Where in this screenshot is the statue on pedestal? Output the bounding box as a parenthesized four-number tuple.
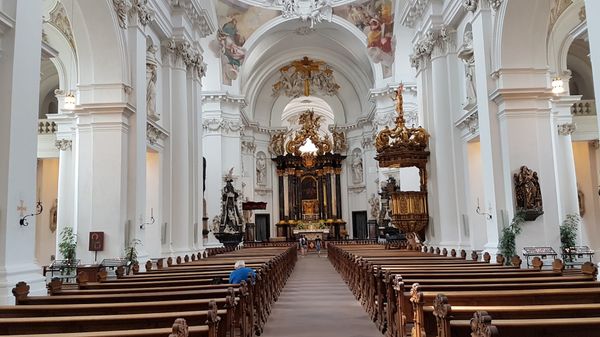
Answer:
(219, 178, 244, 234)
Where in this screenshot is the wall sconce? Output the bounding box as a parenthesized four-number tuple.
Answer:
(551, 77, 565, 95)
(139, 208, 155, 229)
(20, 201, 43, 227)
(63, 91, 76, 110)
(476, 198, 493, 220)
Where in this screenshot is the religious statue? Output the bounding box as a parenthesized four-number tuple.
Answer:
(49, 198, 58, 233)
(220, 178, 244, 233)
(351, 149, 364, 184)
(368, 194, 380, 220)
(146, 43, 159, 121)
(269, 131, 286, 156)
(211, 215, 221, 233)
(256, 153, 267, 185)
(514, 165, 543, 220)
(332, 129, 348, 153)
(457, 29, 476, 108)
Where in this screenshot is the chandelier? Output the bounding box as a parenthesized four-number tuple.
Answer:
(271, 0, 333, 28)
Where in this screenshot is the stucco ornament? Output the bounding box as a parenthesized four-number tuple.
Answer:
(270, 0, 333, 28)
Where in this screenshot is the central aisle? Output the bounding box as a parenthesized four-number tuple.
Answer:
(260, 252, 382, 337)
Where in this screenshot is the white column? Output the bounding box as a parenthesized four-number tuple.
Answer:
(163, 39, 191, 255)
(550, 95, 581, 219)
(429, 33, 461, 249)
(0, 0, 46, 303)
(126, 17, 148, 260)
(471, 6, 506, 253)
(188, 61, 204, 250)
(48, 100, 75, 259)
(585, 0, 600, 138)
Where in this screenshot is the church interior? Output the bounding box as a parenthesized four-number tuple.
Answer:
(1, 0, 600, 335)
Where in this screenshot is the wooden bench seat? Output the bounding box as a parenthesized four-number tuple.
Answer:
(0, 298, 228, 317)
(450, 316, 600, 337)
(6, 325, 209, 337)
(0, 309, 227, 334)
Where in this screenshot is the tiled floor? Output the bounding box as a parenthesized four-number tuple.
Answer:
(260, 252, 382, 337)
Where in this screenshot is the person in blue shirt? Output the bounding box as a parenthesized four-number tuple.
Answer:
(229, 260, 256, 284)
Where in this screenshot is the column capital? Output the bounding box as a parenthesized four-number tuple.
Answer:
(112, 0, 155, 29)
(557, 123, 577, 136)
(55, 139, 72, 151)
(161, 38, 205, 76)
(462, 0, 503, 13)
(410, 25, 456, 70)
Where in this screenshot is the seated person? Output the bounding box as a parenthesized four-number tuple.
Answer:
(229, 260, 256, 284)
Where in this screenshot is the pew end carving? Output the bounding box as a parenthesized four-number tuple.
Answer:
(511, 255, 522, 268)
(76, 271, 89, 285)
(47, 278, 62, 295)
(433, 294, 451, 337)
(531, 257, 543, 270)
(582, 261, 598, 279)
(12, 281, 30, 305)
(168, 317, 189, 337)
(470, 311, 499, 337)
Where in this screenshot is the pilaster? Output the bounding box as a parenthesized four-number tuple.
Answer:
(201, 93, 245, 226)
(0, 0, 45, 304)
(470, 6, 505, 253)
(73, 104, 132, 263)
(584, 0, 600, 139)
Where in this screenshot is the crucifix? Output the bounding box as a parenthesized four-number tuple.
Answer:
(17, 200, 27, 217)
(282, 56, 325, 96)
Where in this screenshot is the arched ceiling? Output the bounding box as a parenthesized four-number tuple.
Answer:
(241, 17, 376, 127)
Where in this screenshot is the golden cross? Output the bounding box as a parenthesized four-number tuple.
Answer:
(284, 56, 326, 96)
(17, 200, 27, 217)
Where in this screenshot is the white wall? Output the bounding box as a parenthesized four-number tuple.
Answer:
(573, 141, 600, 261)
(35, 158, 58, 265)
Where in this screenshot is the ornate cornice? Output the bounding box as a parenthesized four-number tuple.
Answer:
(201, 92, 247, 108)
(455, 110, 479, 135)
(55, 139, 72, 151)
(146, 121, 168, 145)
(400, 0, 431, 29)
(170, 0, 215, 38)
(369, 84, 418, 102)
(557, 122, 576, 136)
(202, 117, 244, 134)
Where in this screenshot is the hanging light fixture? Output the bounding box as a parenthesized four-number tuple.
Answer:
(552, 77, 565, 95)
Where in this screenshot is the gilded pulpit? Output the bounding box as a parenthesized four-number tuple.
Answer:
(374, 85, 430, 247)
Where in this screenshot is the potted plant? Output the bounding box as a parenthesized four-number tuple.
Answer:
(58, 227, 77, 275)
(124, 239, 141, 274)
(498, 212, 525, 265)
(560, 214, 580, 262)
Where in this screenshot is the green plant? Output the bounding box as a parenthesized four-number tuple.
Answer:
(124, 239, 142, 266)
(560, 214, 580, 252)
(58, 227, 77, 262)
(498, 212, 525, 265)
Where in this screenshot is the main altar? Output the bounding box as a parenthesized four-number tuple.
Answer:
(270, 110, 347, 240)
